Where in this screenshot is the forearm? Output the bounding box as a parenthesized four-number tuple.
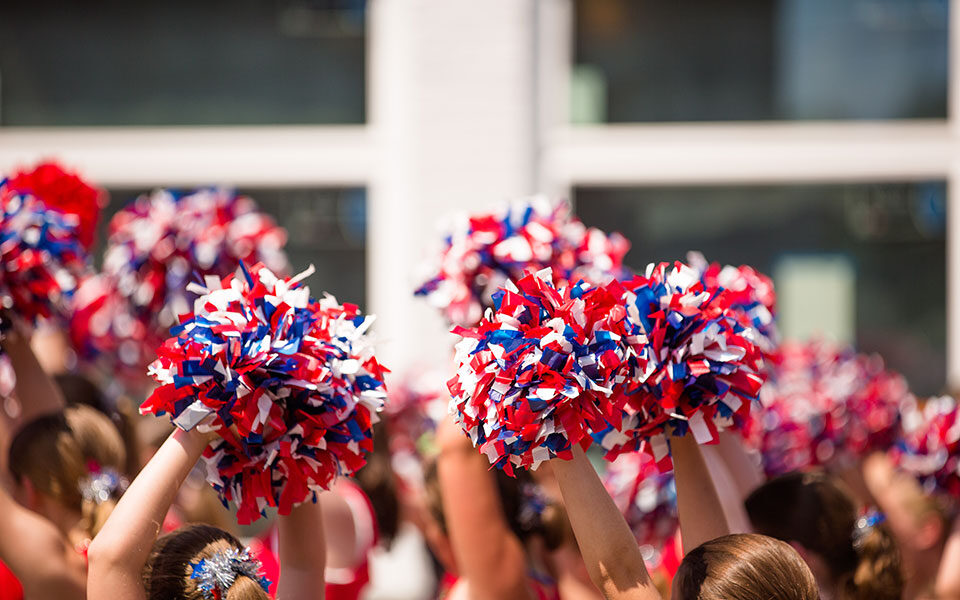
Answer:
(277, 500, 326, 600)
(935, 518, 960, 599)
(88, 428, 208, 572)
(551, 446, 659, 600)
(2, 323, 65, 419)
(436, 419, 531, 600)
(714, 431, 763, 500)
(671, 434, 731, 551)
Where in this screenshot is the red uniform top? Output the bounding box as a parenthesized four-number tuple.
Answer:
(0, 560, 23, 600)
(249, 480, 378, 600)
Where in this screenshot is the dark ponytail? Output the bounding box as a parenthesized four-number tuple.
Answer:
(840, 514, 902, 600)
(745, 471, 903, 600)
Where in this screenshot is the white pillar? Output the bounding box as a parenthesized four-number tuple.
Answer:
(367, 0, 538, 374)
(948, 0, 960, 389)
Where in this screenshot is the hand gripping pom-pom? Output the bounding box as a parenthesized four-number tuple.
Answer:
(75, 188, 289, 373)
(892, 396, 960, 499)
(594, 261, 767, 468)
(140, 263, 388, 524)
(416, 196, 630, 327)
(448, 268, 633, 474)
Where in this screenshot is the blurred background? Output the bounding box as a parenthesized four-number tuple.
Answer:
(0, 0, 952, 398)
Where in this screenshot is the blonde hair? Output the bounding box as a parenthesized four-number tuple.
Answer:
(9, 405, 126, 537)
(145, 524, 269, 600)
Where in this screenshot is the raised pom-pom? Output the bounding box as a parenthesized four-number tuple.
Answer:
(0, 179, 94, 324)
(595, 261, 767, 467)
(448, 268, 632, 474)
(75, 188, 289, 372)
(893, 396, 960, 499)
(752, 340, 909, 477)
(416, 196, 630, 327)
(6, 161, 104, 250)
(140, 263, 387, 524)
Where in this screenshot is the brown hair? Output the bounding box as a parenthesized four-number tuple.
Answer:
(673, 533, 820, 600)
(355, 417, 400, 546)
(9, 405, 126, 538)
(144, 524, 269, 600)
(55, 372, 140, 477)
(745, 471, 903, 600)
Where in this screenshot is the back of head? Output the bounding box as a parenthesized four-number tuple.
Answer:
(55, 372, 140, 476)
(145, 524, 270, 600)
(745, 471, 903, 600)
(673, 533, 819, 600)
(9, 404, 127, 537)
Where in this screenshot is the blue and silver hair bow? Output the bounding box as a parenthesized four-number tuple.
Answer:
(852, 509, 886, 550)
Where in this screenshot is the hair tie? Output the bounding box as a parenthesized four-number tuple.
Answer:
(852, 509, 885, 550)
(78, 467, 128, 504)
(189, 547, 270, 600)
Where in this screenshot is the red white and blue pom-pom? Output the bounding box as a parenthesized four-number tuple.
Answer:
(0, 176, 97, 324)
(416, 196, 630, 327)
(74, 188, 289, 372)
(594, 261, 767, 467)
(752, 340, 909, 477)
(892, 396, 960, 499)
(602, 451, 678, 569)
(687, 251, 779, 355)
(6, 161, 105, 251)
(447, 268, 632, 474)
(140, 263, 387, 524)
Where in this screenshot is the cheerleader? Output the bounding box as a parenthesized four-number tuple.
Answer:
(87, 426, 327, 600)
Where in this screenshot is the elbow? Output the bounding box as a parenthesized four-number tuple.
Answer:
(86, 533, 132, 575)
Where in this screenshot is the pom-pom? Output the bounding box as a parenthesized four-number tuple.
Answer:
(892, 396, 960, 499)
(140, 263, 387, 524)
(447, 268, 632, 474)
(594, 261, 767, 467)
(0, 180, 92, 324)
(75, 188, 289, 372)
(687, 251, 779, 354)
(416, 196, 630, 327)
(602, 452, 678, 570)
(752, 340, 909, 477)
(6, 161, 104, 250)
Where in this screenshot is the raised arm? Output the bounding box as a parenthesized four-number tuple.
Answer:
(0, 322, 65, 476)
(86, 427, 210, 600)
(935, 516, 960, 600)
(671, 434, 732, 551)
(435, 416, 534, 600)
(277, 499, 326, 600)
(550, 446, 660, 600)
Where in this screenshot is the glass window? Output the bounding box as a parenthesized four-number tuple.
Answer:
(99, 187, 367, 307)
(574, 182, 947, 396)
(573, 0, 948, 122)
(0, 0, 366, 126)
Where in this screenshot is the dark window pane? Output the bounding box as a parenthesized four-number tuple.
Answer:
(99, 187, 366, 308)
(574, 183, 946, 396)
(0, 0, 366, 126)
(573, 0, 948, 122)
